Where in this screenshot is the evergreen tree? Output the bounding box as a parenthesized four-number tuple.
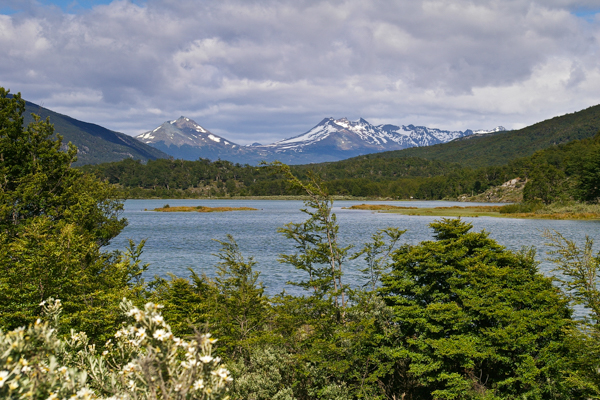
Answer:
(0, 88, 138, 341)
(380, 218, 574, 399)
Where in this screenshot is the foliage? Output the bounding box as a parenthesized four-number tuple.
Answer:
(275, 162, 351, 308)
(380, 218, 574, 399)
(577, 146, 600, 202)
(228, 346, 297, 400)
(0, 298, 232, 400)
(350, 227, 405, 291)
(211, 236, 271, 358)
(0, 88, 140, 342)
(544, 231, 600, 397)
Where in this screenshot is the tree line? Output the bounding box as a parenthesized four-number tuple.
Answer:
(80, 130, 600, 203)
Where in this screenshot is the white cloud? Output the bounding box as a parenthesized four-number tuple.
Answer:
(0, 0, 599, 144)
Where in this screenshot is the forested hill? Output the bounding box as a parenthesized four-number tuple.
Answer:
(21, 98, 169, 165)
(358, 103, 600, 168)
(82, 131, 600, 202)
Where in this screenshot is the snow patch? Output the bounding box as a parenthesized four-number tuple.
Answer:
(208, 134, 221, 143)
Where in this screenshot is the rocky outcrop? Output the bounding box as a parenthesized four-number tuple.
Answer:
(458, 178, 526, 203)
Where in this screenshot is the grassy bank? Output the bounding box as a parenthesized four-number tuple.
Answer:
(346, 203, 600, 220)
(147, 205, 259, 212)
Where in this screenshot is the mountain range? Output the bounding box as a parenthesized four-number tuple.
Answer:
(136, 116, 505, 164)
(15, 95, 506, 166)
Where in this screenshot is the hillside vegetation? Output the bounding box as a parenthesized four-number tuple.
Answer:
(22, 98, 169, 165)
(80, 131, 599, 203)
(358, 103, 600, 168)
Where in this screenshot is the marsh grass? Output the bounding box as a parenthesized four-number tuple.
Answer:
(354, 203, 600, 220)
(342, 204, 418, 210)
(148, 206, 259, 212)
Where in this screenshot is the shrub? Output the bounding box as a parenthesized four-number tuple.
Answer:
(0, 298, 232, 400)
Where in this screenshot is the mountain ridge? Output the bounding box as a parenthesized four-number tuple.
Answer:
(20, 98, 169, 165)
(361, 103, 600, 168)
(137, 116, 504, 165)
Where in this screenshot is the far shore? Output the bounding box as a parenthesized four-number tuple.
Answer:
(344, 204, 600, 220)
(124, 195, 504, 202)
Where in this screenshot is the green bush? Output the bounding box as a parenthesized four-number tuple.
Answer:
(0, 298, 232, 400)
(380, 218, 574, 399)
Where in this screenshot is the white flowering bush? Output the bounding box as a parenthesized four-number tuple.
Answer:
(0, 299, 93, 399)
(0, 298, 232, 400)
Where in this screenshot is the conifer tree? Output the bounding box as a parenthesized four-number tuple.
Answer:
(0, 88, 139, 341)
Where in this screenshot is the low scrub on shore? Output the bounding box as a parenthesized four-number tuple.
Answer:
(148, 205, 259, 212)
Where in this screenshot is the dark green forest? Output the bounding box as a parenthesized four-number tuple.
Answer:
(4, 88, 600, 399)
(81, 130, 600, 203)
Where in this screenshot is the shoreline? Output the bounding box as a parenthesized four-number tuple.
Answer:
(344, 204, 600, 221)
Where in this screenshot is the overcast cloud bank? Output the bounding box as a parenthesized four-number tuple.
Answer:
(0, 0, 599, 144)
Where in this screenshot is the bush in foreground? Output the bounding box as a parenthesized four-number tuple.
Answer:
(0, 298, 232, 400)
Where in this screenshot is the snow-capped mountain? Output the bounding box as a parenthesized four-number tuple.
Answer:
(136, 116, 262, 162)
(137, 116, 236, 148)
(473, 126, 506, 134)
(138, 116, 506, 164)
(258, 117, 504, 156)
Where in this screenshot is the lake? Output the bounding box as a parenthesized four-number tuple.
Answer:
(106, 199, 600, 299)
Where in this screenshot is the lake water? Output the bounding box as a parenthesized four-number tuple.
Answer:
(106, 199, 600, 300)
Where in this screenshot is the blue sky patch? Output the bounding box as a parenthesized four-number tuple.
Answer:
(573, 8, 600, 22)
(1, 0, 145, 15)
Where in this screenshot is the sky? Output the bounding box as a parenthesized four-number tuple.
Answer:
(1, 0, 600, 145)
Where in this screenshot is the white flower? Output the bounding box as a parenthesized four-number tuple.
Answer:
(122, 362, 136, 377)
(199, 355, 213, 363)
(8, 381, 18, 390)
(102, 350, 109, 356)
(212, 367, 230, 379)
(153, 329, 169, 341)
(126, 307, 141, 317)
(47, 393, 58, 400)
(39, 301, 46, 306)
(135, 327, 147, 340)
(193, 379, 204, 391)
(115, 328, 128, 338)
(0, 371, 9, 387)
(76, 388, 93, 399)
(152, 315, 164, 325)
(58, 366, 68, 375)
